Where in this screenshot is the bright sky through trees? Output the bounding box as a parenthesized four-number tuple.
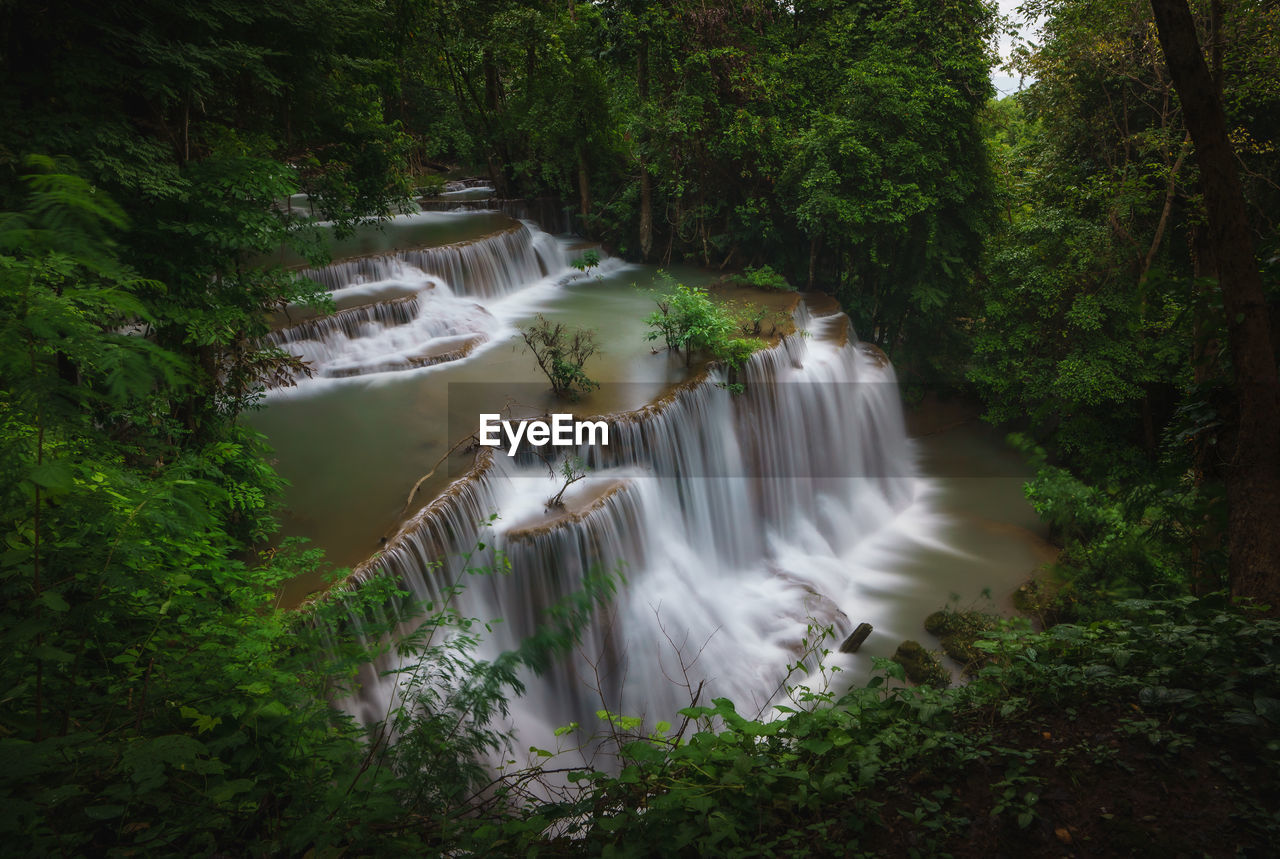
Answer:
(992, 0, 1036, 96)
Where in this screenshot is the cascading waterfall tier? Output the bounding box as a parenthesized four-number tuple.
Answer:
(298, 222, 564, 297)
(264, 219, 572, 385)
(265, 286, 496, 383)
(267, 294, 423, 347)
(329, 304, 918, 753)
(416, 197, 573, 235)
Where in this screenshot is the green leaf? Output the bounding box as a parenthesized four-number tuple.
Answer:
(799, 738, 834, 755)
(27, 462, 73, 493)
(553, 722, 579, 737)
(37, 591, 69, 612)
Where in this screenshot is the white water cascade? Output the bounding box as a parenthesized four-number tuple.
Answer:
(267, 220, 581, 382)
(334, 315, 916, 750)
(298, 221, 564, 296)
(266, 209, 941, 759)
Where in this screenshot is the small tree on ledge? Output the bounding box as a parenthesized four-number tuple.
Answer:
(644, 279, 735, 367)
(519, 314, 601, 400)
(547, 455, 588, 510)
(644, 276, 766, 380)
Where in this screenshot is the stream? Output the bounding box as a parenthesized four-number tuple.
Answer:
(245, 204, 1054, 755)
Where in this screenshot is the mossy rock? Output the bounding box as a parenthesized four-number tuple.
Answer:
(938, 635, 986, 671)
(924, 610, 954, 636)
(924, 609, 998, 674)
(1012, 578, 1060, 615)
(892, 640, 949, 688)
(924, 609, 994, 639)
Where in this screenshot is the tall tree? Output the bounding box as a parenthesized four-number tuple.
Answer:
(1149, 0, 1280, 613)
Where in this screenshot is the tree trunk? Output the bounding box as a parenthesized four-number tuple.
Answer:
(1151, 0, 1280, 614)
(483, 48, 500, 112)
(808, 235, 821, 290)
(639, 166, 653, 260)
(637, 31, 652, 260)
(576, 145, 591, 219)
(1189, 224, 1224, 596)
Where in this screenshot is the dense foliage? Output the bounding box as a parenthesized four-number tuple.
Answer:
(382, 0, 997, 376)
(2, 0, 1279, 854)
(969, 0, 1280, 606)
(475, 597, 1280, 856)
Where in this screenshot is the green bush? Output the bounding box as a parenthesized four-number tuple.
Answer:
(643, 275, 764, 369)
(570, 248, 601, 272)
(742, 264, 795, 291)
(519, 314, 601, 400)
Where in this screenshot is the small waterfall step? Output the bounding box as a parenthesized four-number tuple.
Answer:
(506, 479, 633, 541)
(321, 334, 486, 378)
(443, 178, 492, 192)
(416, 196, 573, 235)
(299, 222, 564, 297)
(262, 290, 497, 385)
(266, 294, 424, 345)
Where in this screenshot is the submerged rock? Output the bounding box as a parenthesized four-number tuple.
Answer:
(892, 640, 949, 688)
(925, 609, 998, 674)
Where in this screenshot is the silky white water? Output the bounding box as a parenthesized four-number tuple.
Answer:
(253, 209, 1048, 764)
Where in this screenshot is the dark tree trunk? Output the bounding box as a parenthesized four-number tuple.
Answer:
(639, 167, 653, 260)
(808, 235, 821, 290)
(637, 32, 653, 260)
(1189, 225, 1225, 596)
(483, 48, 500, 112)
(1151, 0, 1280, 613)
(576, 145, 591, 219)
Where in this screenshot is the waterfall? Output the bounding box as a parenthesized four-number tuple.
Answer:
(416, 197, 574, 234)
(270, 206, 918, 760)
(267, 295, 423, 346)
(265, 285, 497, 382)
(265, 218, 579, 385)
(298, 222, 564, 297)
(327, 306, 918, 751)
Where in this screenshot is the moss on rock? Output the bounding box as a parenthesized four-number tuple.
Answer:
(924, 609, 998, 674)
(892, 640, 950, 688)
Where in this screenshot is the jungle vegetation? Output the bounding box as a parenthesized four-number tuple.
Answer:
(0, 0, 1277, 854)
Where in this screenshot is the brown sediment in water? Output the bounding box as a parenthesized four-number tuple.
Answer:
(969, 518, 1061, 566)
(703, 281, 803, 343)
(809, 314, 853, 348)
(406, 335, 486, 368)
(858, 341, 889, 366)
(905, 392, 983, 437)
(798, 291, 841, 318)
